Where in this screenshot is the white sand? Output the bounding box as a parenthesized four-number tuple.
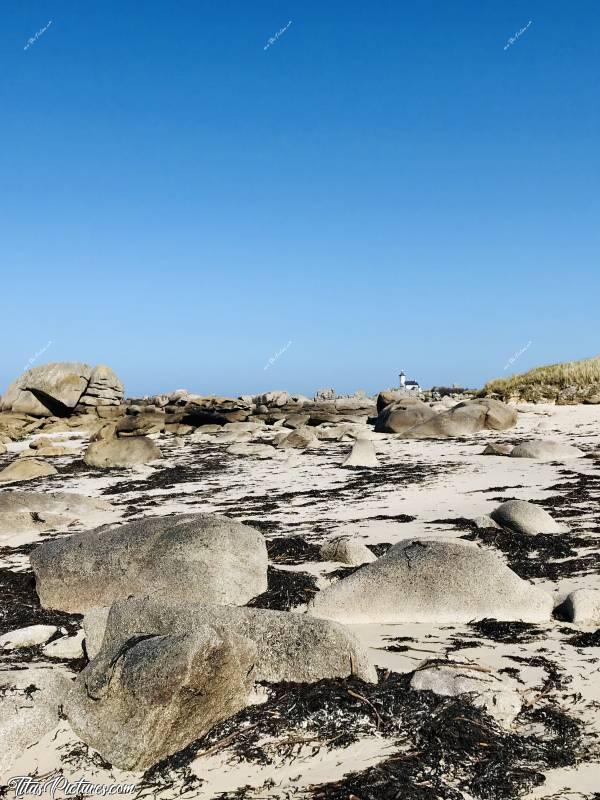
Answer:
(1, 403, 600, 797)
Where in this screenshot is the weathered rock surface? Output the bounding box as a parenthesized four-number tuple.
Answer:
(0, 624, 57, 650)
(18, 445, 80, 458)
(320, 537, 377, 566)
(308, 539, 553, 624)
(482, 443, 514, 456)
(173, 396, 252, 426)
(462, 398, 519, 431)
(227, 442, 278, 459)
(0, 362, 124, 417)
(341, 439, 379, 467)
(490, 500, 565, 535)
(276, 426, 320, 449)
(400, 403, 489, 438)
(115, 414, 165, 437)
(77, 365, 124, 408)
(400, 399, 518, 439)
(0, 363, 92, 416)
(66, 624, 256, 770)
(83, 436, 162, 468)
(377, 390, 422, 414)
(472, 514, 501, 530)
(43, 629, 85, 659)
(0, 490, 115, 543)
(0, 667, 70, 776)
(31, 513, 268, 613)
(558, 588, 600, 625)
(510, 439, 584, 461)
(375, 400, 436, 434)
(0, 458, 57, 484)
(84, 597, 377, 683)
(410, 660, 522, 727)
(83, 606, 111, 656)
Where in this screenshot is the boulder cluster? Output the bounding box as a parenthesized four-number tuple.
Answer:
(10, 504, 562, 770)
(374, 394, 518, 438)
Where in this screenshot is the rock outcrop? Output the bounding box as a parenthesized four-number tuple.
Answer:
(399, 399, 518, 439)
(0, 362, 124, 417)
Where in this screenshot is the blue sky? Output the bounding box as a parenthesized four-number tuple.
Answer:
(1, 1, 598, 398)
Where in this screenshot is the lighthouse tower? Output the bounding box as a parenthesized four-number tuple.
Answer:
(399, 371, 406, 389)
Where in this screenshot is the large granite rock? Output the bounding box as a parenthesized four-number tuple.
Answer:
(490, 500, 565, 535)
(457, 398, 518, 431)
(66, 624, 256, 770)
(376, 390, 421, 414)
(31, 513, 268, 613)
(558, 588, 600, 625)
(83, 597, 377, 683)
(320, 537, 377, 566)
(83, 436, 162, 468)
(308, 539, 552, 624)
(0, 363, 92, 417)
(0, 458, 57, 484)
(1, 362, 124, 418)
(275, 426, 320, 449)
(375, 400, 437, 434)
(510, 440, 584, 461)
(400, 398, 517, 439)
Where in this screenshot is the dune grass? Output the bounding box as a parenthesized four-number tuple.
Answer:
(483, 355, 600, 400)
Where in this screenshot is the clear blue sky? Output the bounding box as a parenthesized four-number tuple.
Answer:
(1, 1, 598, 398)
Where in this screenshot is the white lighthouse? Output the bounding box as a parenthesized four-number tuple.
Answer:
(399, 371, 406, 388)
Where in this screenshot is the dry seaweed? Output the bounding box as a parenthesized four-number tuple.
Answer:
(246, 566, 318, 610)
(139, 669, 586, 800)
(461, 527, 599, 581)
(0, 567, 81, 638)
(566, 629, 600, 648)
(265, 536, 323, 565)
(468, 619, 546, 644)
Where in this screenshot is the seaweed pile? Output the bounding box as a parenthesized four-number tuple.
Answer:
(468, 619, 546, 644)
(138, 670, 586, 800)
(246, 566, 318, 611)
(566, 629, 600, 648)
(462, 527, 599, 581)
(265, 535, 323, 565)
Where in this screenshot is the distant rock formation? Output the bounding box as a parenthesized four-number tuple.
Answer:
(0, 362, 124, 417)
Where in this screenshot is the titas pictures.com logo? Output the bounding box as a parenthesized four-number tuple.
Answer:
(7, 775, 137, 798)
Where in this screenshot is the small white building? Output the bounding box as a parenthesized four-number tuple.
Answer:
(399, 371, 421, 393)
